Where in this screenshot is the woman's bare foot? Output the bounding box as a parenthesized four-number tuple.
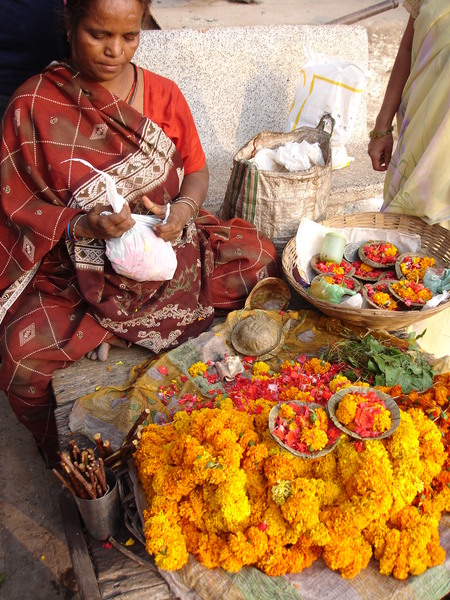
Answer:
(85, 337, 130, 362)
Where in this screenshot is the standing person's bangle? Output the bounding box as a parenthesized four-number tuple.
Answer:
(369, 125, 394, 139)
(175, 196, 199, 219)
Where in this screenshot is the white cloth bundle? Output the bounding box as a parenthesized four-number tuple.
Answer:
(250, 140, 324, 172)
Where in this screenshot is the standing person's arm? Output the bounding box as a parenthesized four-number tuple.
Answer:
(368, 16, 415, 171)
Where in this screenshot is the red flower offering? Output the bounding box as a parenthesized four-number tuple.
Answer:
(269, 401, 341, 457)
(389, 279, 433, 307)
(328, 386, 400, 440)
(363, 281, 399, 311)
(352, 260, 383, 280)
(312, 254, 354, 276)
(359, 240, 399, 266)
(396, 254, 436, 282)
(335, 390, 392, 437)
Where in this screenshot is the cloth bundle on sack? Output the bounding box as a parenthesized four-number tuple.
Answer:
(64, 158, 177, 282)
(285, 48, 365, 170)
(220, 114, 334, 254)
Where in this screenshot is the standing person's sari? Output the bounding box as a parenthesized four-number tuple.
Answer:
(0, 62, 280, 460)
(382, 0, 450, 227)
(383, 0, 450, 359)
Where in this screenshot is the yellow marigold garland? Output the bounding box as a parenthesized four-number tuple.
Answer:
(134, 396, 448, 578)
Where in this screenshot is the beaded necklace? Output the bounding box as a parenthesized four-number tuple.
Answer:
(125, 63, 138, 105)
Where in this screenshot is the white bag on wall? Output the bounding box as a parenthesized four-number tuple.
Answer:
(285, 48, 366, 170)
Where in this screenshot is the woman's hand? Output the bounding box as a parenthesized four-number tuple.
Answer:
(142, 195, 192, 242)
(368, 133, 394, 171)
(75, 203, 135, 239)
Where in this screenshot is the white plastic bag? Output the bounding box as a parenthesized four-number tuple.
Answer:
(105, 215, 177, 282)
(285, 48, 366, 170)
(63, 158, 177, 282)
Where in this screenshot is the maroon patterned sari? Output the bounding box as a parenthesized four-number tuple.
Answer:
(0, 62, 279, 459)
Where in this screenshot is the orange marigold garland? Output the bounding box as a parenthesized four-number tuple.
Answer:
(134, 357, 449, 579)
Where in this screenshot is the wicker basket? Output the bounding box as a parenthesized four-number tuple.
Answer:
(282, 213, 450, 331)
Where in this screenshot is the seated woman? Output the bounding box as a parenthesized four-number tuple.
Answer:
(0, 0, 280, 464)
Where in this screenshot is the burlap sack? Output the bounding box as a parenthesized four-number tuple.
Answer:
(221, 115, 333, 253)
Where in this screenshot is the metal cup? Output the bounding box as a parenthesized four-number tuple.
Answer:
(74, 468, 122, 540)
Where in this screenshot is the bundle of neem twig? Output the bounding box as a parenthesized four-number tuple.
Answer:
(53, 408, 150, 499)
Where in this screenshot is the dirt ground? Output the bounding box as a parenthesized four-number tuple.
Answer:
(0, 2, 408, 599)
(0, 390, 80, 600)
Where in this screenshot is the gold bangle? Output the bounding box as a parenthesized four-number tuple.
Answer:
(369, 125, 394, 139)
(175, 196, 199, 219)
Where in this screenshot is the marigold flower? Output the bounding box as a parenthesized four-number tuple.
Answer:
(373, 408, 392, 432)
(187, 361, 208, 377)
(336, 394, 358, 425)
(271, 479, 292, 505)
(252, 361, 271, 376)
(372, 291, 398, 311)
(329, 375, 353, 393)
(278, 403, 296, 420)
(301, 426, 328, 451)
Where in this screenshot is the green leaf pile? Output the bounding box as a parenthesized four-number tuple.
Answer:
(322, 335, 435, 394)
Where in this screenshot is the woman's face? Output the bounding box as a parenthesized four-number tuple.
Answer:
(70, 0, 144, 84)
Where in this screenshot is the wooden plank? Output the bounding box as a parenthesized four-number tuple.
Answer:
(53, 346, 152, 408)
(53, 346, 152, 449)
(90, 532, 175, 599)
(59, 482, 174, 599)
(59, 489, 102, 600)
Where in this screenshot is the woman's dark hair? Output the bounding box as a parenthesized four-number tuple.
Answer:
(64, 0, 151, 34)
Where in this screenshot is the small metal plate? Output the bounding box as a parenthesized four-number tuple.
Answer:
(343, 242, 360, 263)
